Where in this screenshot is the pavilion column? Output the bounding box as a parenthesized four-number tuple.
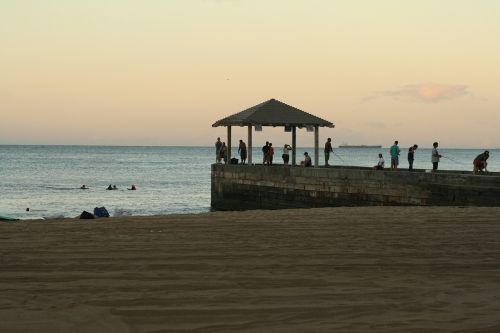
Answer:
(314, 125, 319, 167)
(247, 125, 252, 164)
(227, 126, 232, 163)
(292, 126, 297, 166)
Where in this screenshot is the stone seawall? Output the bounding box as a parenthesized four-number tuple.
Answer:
(211, 164, 500, 210)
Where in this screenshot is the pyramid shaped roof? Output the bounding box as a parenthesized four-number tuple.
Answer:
(212, 99, 334, 128)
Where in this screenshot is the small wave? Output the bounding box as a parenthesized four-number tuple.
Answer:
(113, 209, 132, 217)
(40, 185, 83, 191)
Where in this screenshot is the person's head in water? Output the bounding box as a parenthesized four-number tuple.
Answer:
(433, 142, 439, 148)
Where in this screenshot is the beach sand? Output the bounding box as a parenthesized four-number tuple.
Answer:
(1, 206, 500, 332)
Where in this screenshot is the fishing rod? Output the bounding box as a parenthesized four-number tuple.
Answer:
(441, 155, 469, 166)
(333, 153, 345, 163)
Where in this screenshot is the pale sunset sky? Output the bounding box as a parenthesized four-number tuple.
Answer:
(1, 0, 499, 148)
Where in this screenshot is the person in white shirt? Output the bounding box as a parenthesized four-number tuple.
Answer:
(282, 144, 292, 165)
(373, 153, 385, 170)
(431, 142, 442, 172)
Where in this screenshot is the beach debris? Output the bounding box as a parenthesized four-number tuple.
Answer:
(79, 211, 95, 219)
(94, 207, 110, 218)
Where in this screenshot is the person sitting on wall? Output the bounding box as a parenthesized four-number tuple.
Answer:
(373, 153, 385, 170)
(473, 150, 490, 174)
(300, 152, 312, 167)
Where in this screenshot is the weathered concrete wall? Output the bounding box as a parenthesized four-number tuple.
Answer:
(211, 164, 500, 210)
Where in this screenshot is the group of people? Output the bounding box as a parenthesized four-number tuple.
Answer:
(217, 137, 492, 174)
(215, 138, 229, 164)
(215, 137, 331, 168)
(79, 184, 137, 190)
(106, 184, 136, 190)
(374, 140, 490, 174)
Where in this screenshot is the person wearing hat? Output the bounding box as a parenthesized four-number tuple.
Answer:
(473, 150, 490, 174)
(301, 152, 312, 167)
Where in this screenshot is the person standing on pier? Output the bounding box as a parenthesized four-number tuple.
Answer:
(431, 142, 442, 172)
(215, 138, 222, 163)
(238, 139, 247, 164)
(324, 138, 333, 166)
(282, 144, 292, 165)
(220, 142, 228, 164)
(268, 143, 274, 165)
(390, 141, 400, 171)
(262, 141, 270, 165)
(408, 144, 418, 171)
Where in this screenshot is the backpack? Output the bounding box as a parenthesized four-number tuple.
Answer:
(80, 211, 95, 219)
(94, 207, 110, 218)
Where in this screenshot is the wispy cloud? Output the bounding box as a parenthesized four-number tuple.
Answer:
(363, 83, 469, 103)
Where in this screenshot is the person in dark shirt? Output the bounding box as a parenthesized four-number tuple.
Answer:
(407, 144, 418, 171)
(473, 150, 490, 174)
(262, 141, 269, 165)
(324, 138, 333, 166)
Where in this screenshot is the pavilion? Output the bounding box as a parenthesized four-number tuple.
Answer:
(212, 98, 334, 166)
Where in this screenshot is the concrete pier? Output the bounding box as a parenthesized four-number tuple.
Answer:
(211, 164, 500, 210)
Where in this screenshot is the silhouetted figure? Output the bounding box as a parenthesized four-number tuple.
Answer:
(408, 144, 418, 171)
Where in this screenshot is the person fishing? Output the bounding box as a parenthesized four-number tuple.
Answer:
(390, 140, 400, 171)
(408, 144, 418, 171)
(473, 150, 490, 174)
(431, 142, 442, 172)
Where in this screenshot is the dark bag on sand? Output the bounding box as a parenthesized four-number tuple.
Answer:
(93, 206, 110, 218)
(80, 211, 95, 219)
(230, 158, 239, 165)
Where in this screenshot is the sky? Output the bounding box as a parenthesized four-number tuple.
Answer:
(1, 0, 499, 148)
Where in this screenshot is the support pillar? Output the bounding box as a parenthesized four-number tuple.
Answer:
(314, 125, 319, 167)
(247, 125, 252, 164)
(292, 126, 297, 166)
(227, 126, 232, 163)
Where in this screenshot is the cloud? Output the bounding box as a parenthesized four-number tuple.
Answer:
(363, 83, 469, 103)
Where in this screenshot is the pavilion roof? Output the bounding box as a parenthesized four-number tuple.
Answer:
(212, 98, 334, 128)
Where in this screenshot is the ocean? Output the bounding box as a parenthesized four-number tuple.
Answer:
(1, 145, 497, 219)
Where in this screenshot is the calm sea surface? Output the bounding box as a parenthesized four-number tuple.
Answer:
(1, 145, 498, 219)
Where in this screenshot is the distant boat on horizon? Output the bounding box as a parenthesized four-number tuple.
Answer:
(338, 144, 382, 149)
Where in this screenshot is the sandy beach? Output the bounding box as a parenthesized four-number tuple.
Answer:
(1, 206, 500, 332)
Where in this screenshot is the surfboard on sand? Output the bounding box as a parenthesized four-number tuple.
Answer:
(0, 215, 19, 221)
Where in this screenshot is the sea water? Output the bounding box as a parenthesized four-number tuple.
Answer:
(0, 145, 497, 219)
